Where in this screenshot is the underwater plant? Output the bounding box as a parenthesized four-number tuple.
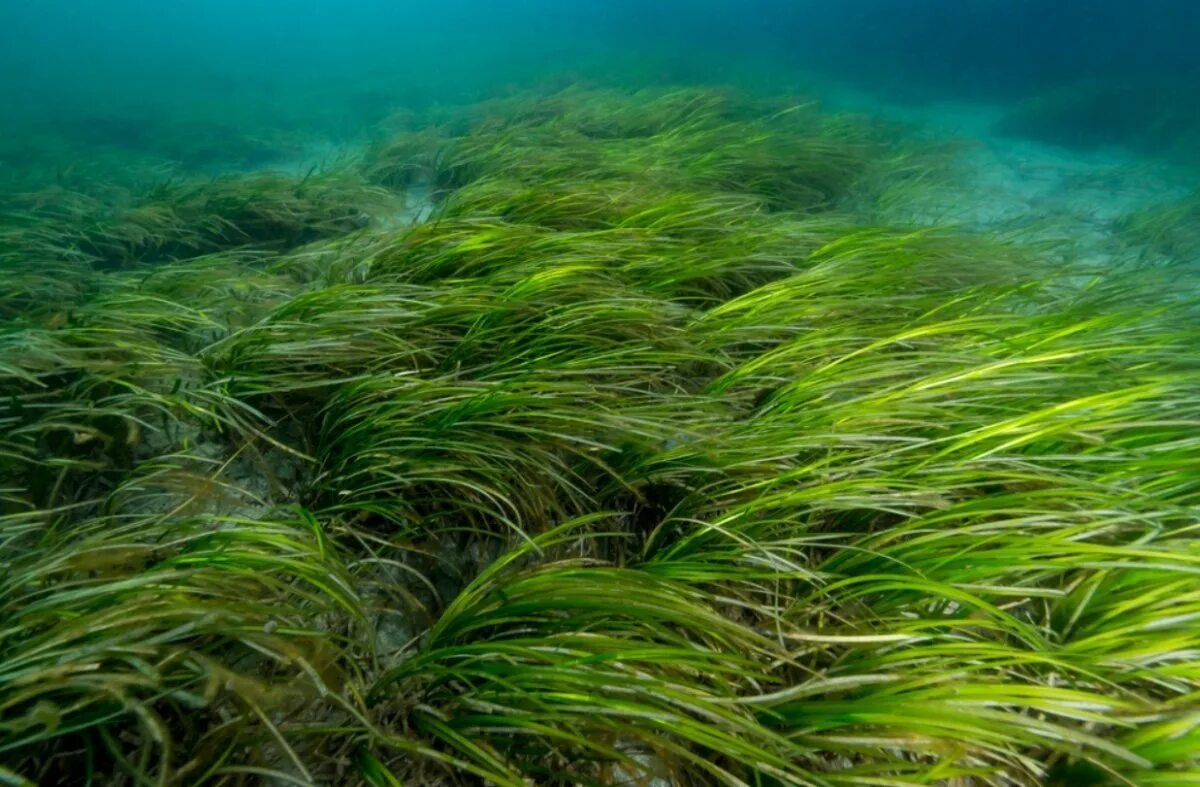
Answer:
(2, 84, 1199, 786)
(1115, 192, 1200, 266)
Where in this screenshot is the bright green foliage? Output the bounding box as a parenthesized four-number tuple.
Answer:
(2, 85, 1199, 786)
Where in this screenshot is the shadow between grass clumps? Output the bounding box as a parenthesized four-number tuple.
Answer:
(2, 84, 1200, 786)
(994, 79, 1200, 163)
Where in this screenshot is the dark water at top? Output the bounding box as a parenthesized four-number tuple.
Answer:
(2, 1, 1198, 159)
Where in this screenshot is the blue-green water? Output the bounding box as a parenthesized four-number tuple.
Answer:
(3, 1, 1199, 162)
(2, 2, 1197, 263)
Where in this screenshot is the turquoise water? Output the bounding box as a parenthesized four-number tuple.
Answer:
(3, 1, 1198, 241)
(3, 1, 1198, 168)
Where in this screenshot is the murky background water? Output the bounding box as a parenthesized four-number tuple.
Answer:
(4, 1, 1198, 260)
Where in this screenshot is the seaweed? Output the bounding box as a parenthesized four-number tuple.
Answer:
(2, 84, 1199, 786)
(1116, 192, 1200, 265)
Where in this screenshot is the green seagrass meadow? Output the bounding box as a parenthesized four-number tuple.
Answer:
(2, 86, 1199, 785)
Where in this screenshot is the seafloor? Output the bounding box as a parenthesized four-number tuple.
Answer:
(2, 77, 1199, 785)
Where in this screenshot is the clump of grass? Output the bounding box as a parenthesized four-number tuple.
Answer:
(2, 170, 391, 272)
(1116, 192, 1200, 264)
(3, 83, 1199, 786)
(0, 507, 368, 785)
(363, 85, 879, 215)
